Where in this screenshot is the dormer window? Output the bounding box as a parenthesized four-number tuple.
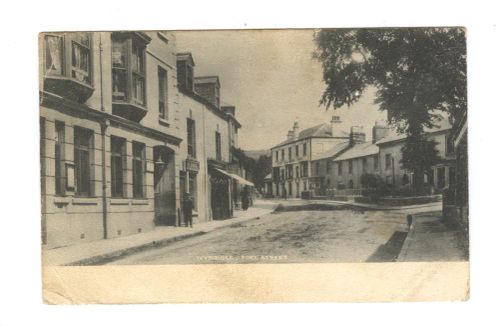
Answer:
(176, 53, 195, 92)
(42, 32, 94, 103)
(111, 32, 151, 122)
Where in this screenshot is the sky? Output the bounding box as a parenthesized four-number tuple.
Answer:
(176, 29, 387, 151)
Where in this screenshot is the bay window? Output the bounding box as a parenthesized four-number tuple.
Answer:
(111, 32, 151, 122)
(42, 32, 93, 102)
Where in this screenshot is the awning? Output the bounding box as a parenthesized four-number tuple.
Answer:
(214, 168, 254, 187)
(230, 173, 255, 187)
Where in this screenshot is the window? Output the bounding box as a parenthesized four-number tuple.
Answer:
(301, 162, 308, 177)
(362, 157, 368, 173)
(303, 143, 307, 156)
(54, 121, 66, 196)
(158, 67, 168, 120)
(295, 145, 299, 157)
(74, 127, 93, 197)
(295, 166, 300, 178)
(281, 149, 285, 161)
(374, 155, 379, 170)
(326, 161, 331, 173)
(71, 33, 91, 84)
(445, 135, 455, 155)
(275, 150, 278, 162)
(111, 136, 126, 197)
(187, 118, 196, 158)
(215, 131, 222, 161)
(348, 180, 354, 189)
(315, 162, 320, 175)
(112, 35, 147, 106)
(348, 160, 353, 174)
(189, 174, 197, 210)
(45, 34, 63, 76)
(385, 154, 392, 170)
(288, 147, 292, 160)
(338, 162, 343, 175)
(132, 142, 146, 198)
(437, 167, 446, 189)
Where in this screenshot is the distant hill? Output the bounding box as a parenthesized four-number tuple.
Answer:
(243, 149, 270, 160)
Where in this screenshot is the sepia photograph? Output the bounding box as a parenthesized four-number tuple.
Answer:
(39, 28, 469, 302)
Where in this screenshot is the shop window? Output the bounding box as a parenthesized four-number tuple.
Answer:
(132, 142, 146, 198)
(362, 157, 367, 173)
(348, 160, 353, 174)
(374, 155, 379, 170)
(111, 136, 127, 198)
(338, 161, 343, 175)
(74, 127, 94, 197)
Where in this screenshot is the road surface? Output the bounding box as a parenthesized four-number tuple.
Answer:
(108, 205, 413, 265)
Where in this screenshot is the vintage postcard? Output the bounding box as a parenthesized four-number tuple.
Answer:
(40, 28, 469, 303)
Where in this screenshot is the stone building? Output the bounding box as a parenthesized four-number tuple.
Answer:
(40, 32, 247, 248)
(270, 116, 349, 198)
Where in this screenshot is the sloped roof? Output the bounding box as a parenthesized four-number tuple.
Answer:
(272, 123, 349, 149)
(194, 76, 220, 87)
(376, 118, 453, 145)
(315, 141, 351, 160)
(334, 142, 380, 161)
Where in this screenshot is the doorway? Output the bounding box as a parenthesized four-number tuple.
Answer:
(154, 146, 176, 226)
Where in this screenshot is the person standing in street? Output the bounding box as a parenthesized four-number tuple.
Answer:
(241, 186, 250, 211)
(183, 193, 194, 228)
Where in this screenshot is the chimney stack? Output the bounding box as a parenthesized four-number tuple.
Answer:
(372, 121, 390, 144)
(330, 115, 344, 137)
(292, 121, 299, 140)
(350, 126, 366, 145)
(287, 130, 294, 140)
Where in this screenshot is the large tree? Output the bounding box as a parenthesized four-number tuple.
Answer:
(314, 28, 466, 193)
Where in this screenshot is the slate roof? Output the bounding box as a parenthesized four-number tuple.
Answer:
(272, 123, 349, 149)
(315, 141, 351, 160)
(333, 142, 380, 161)
(376, 118, 452, 145)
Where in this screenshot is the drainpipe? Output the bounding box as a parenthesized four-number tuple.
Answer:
(99, 33, 108, 239)
(101, 121, 109, 239)
(99, 33, 104, 112)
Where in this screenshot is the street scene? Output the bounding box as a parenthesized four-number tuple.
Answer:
(40, 28, 468, 267)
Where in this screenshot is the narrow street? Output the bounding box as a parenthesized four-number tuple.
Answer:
(108, 202, 414, 265)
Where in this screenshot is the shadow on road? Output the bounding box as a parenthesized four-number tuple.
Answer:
(366, 231, 408, 262)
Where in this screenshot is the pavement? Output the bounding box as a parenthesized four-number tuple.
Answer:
(42, 200, 279, 266)
(397, 211, 468, 262)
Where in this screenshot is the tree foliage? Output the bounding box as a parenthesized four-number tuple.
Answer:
(314, 28, 466, 193)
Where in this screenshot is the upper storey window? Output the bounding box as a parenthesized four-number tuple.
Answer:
(42, 32, 93, 103)
(111, 32, 151, 122)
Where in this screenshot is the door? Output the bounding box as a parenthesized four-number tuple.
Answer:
(154, 146, 176, 225)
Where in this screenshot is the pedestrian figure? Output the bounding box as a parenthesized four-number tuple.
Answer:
(406, 214, 413, 227)
(183, 193, 194, 228)
(241, 186, 250, 211)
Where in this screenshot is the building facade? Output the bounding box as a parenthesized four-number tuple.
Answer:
(270, 117, 350, 198)
(40, 32, 246, 248)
